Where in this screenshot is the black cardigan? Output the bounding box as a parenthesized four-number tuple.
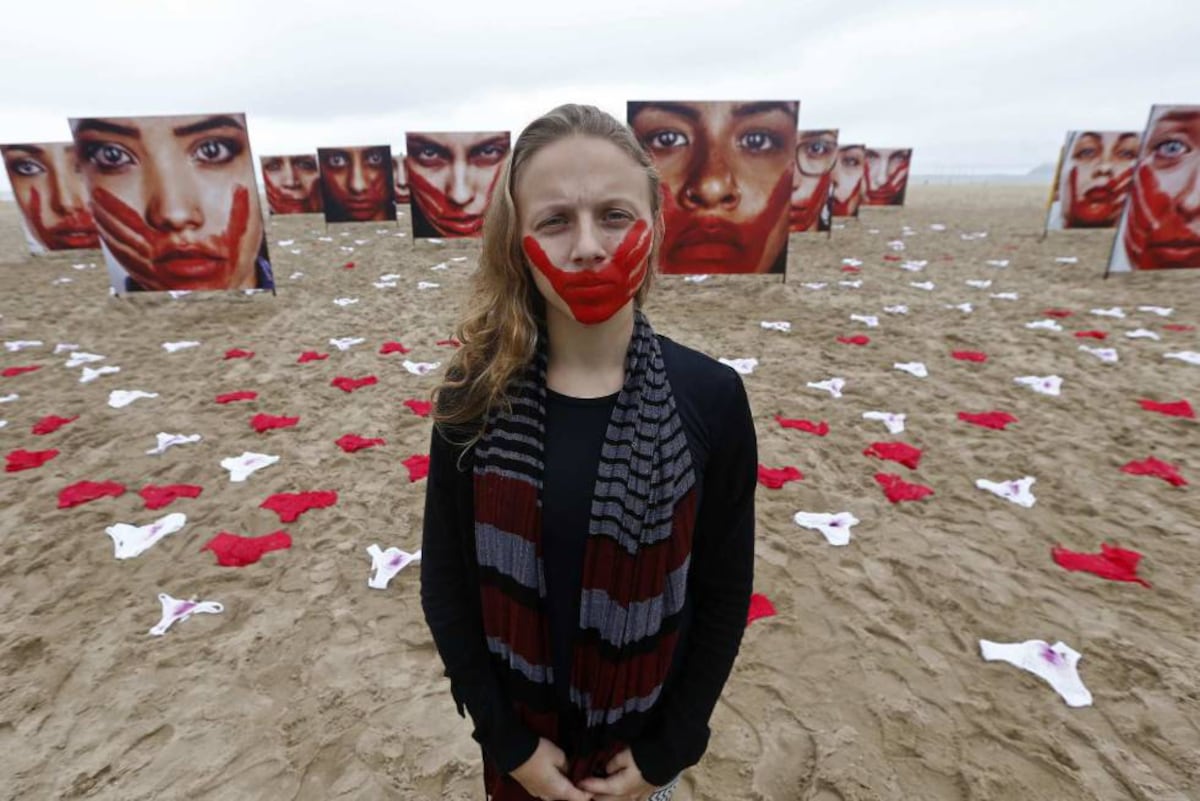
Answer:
(419, 334, 757, 787)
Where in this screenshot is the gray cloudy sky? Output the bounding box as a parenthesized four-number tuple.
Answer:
(1, 0, 1197, 193)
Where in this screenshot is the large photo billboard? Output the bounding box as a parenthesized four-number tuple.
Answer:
(1, 141, 99, 254)
(628, 100, 799, 274)
(69, 113, 273, 292)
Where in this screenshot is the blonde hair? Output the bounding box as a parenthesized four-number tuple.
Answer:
(432, 104, 663, 443)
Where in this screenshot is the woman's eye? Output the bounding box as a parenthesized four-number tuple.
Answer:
(1154, 139, 1190, 159)
(603, 209, 633, 224)
(86, 142, 135, 170)
(1117, 149, 1139, 161)
(807, 142, 831, 157)
(11, 158, 46, 177)
(193, 138, 239, 164)
(1075, 147, 1098, 160)
(537, 216, 566, 230)
(366, 152, 384, 165)
(738, 131, 778, 152)
(328, 155, 347, 168)
(648, 130, 688, 150)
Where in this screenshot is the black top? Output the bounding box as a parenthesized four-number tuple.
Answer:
(420, 334, 757, 787)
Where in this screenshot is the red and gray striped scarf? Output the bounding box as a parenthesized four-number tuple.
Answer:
(473, 310, 697, 799)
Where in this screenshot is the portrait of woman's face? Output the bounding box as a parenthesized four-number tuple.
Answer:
(831, 144, 866, 217)
(1, 141, 99, 253)
(262, 154, 323, 215)
(318, 145, 395, 223)
(392, 155, 411, 206)
(69, 113, 270, 293)
(1059, 131, 1140, 228)
(404, 132, 510, 238)
(1118, 106, 1200, 271)
(628, 100, 798, 274)
(863, 147, 912, 206)
(790, 129, 838, 232)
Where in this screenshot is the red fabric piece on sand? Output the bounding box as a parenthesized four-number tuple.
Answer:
(260, 490, 339, 522)
(298, 351, 329, 363)
(837, 335, 870, 346)
(3, 365, 42, 377)
(58, 480, 126, 509)
(882, 254, 902, 262)
(224, 348, 254, 360)
(336, 434, 386, 452)
(215, 390, 257, 404)
(1074, 330, 1108, 340)
(757, 465, 804, 489)
(746, 593, 776, 625)
(343, 261, 355, 269)
(436, 338, 462, 348)
(202, 530, 292, 567)
(1138, 399, 1194, 419)
(864, 442, 923, 469)
(331, 375, 378, 393)
(403, 454, 431, 482)
(842, 265, 862, 272)
(1043, 309, 1074, 318)
(380, 342, 411, 355)
(1121, 457, 1187, 487)
(32, 415, 79, 435)
(1163, 324, 1195, 332)
(251, 413, 300, 433)
(6, 448, 59, 472)
(1052, 543, 1151, 587)
(403, 399, 432, 417)
(140, 483, 204, 510)
(958, 411, 1018, 430)
(875, 472, 934, 503)
(774, 415, 829, 436)
(952, 351, 988, 362)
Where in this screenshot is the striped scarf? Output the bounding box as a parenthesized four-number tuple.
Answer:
(473, 310, 697, 798)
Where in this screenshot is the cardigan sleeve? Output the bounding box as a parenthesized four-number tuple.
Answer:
(629, 370, 757, 786)
(419, 423, 541, 775)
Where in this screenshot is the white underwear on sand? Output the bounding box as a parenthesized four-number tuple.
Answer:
(329, 337, 366, 351)
(1079, 346, 1118, 364)
(1014, 375, 1063, 396)
(910, 281, 935, 291)
(403, 360, 442, 376)
(107, 513, 187, 559)
(793, 511, 860, 546)
(81, 365, 120, 383)
(4, 340, 42, 352)
(807, 377, 846, 398)
(760, 321, 791, 332)
(991, 292, 1019, 300)
(1137, 305, 1172, 317)
(894, 362, 928, 378)
(850, 314, 879, 328)
(149, 593, 224, 636)
(162, 341, 201, 353)
(863, 411, 906, 434)
(1090, 307, 1125, 319)
(108, 389, 157, 408)
(221, 451, 280, 482)
(1125, 329, 1160, 341)
(1025, 319, 1063, 332)
(801, 282, 827, 290)
(884, 305, 908, 315)
(979, 639, 1093, 708)
(146, 432, 202, 455)
(719, 358, 758, 375)
(367, 544, 423, 589)
(1164, 351, 1200, 366)
(66, 352, 105, 368)
(976, 476, 1037, 507)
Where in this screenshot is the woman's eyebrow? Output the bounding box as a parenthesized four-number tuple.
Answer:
(73, 118, 139, 138)
(172, 115, 246, 137)
(732, 101, 796, 120)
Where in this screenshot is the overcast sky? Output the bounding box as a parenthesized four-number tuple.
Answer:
(1, 0, 1197, 193)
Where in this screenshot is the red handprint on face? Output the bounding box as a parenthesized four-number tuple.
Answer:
(91, 184, 252, 290)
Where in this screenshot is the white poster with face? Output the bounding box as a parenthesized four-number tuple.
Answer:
(791, 129, 838, 232)
(628, 100, 800, 274)
(261, 154, 323, 215)
(318, 146, 396, 224)
(69, 113, 273, 293)
(831, 144, 866, 218)
(1046, 131, 1141, 231)
(1109, 105, 1200, 273)
(1, 141, 100, 255)
(862, 148, 913, 207)
(404, 132, 510, 238)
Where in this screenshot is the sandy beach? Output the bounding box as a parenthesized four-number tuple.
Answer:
(1, 184, 1197, 800)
